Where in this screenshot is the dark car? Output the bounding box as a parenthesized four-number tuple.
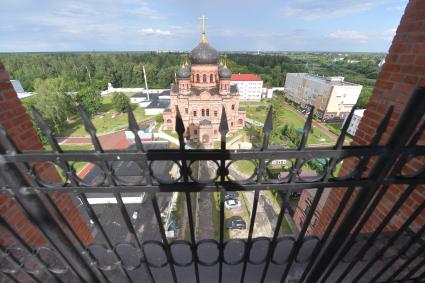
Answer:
(225, 192, 239, 201)
(225, 216, 246, 230)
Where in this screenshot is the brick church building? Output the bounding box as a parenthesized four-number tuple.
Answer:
(162, 28, 245, 144)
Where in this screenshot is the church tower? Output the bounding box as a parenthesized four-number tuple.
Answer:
(163, 17, 245, 144)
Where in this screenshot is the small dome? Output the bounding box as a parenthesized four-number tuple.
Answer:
(219, 65, 232, 79)
(189, 38, 219, 65)
(177, 65, 191, 79)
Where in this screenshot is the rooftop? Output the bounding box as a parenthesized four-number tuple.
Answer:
(231, 74, 263, 81)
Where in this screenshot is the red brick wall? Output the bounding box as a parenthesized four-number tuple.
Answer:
(0, 63, 94, 246)
(295, 0, 425, 235)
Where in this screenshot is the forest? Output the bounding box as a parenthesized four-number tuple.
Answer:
(0, 51, 384, 108)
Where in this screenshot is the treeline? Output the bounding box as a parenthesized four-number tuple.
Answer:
(0, 52, 182, 91)
(227, 53, 307, 87)
(0, 51, 381, 107)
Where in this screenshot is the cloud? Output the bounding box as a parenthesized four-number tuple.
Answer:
(282, 0, 395, 20)
(138, 28, 173, 36)
(329, 30, 368, 43)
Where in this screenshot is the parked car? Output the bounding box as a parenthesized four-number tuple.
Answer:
(225, 199, 241, 209)
(226, 216, 246, 230)
(225, 192, 239, 201)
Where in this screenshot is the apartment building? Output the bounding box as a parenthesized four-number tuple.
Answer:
(284, 73, 363, 120)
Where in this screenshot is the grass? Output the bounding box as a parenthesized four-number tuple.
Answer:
(264, 191, 293, 234)
(242, 97, 336, 145)
(233, 160, 256, 176)
(162, 130, 179, 139)
(43, 144, 94, 151)
(59, 96, 154, 137)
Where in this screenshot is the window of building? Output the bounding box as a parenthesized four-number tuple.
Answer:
(167, 119, 172, 124)
(185, 108, 188, 114)
(194, 111, 197, 117)
(231, 122, 234, 127)
(194, 130, 198, 135)
(203, 74, 207, 83)
(214, 111, 218, 117)
(238, 119, 243, 124)
(214, 130, 217, 134)
(206, 109, 209, 116)
(201, 109, 205, 116)
(210, 74, 214, 82)
(196, 74, 200, 83)
(231, 104, 235, 110)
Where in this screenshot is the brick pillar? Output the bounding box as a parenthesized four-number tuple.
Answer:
(294, 0, 425, 235)
(0, 63, 94, 246)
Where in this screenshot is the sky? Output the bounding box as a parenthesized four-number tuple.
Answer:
(0, 0, 408, 52)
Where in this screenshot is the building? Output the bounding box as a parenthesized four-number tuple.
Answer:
(230, 74, 263, 101)
(10, 80, 35, 99)
(130, 91, 170, 115)
(284, 73, 363, 120)
(162, 29, 245, 144)
(345, 109, 365, 136)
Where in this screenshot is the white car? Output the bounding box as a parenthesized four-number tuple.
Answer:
(225, 199, 241, 209)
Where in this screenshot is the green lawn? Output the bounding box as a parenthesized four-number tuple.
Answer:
(264, 191, 293, 234)
(43, 144, 94, 151)
(243, 97, 336, 146)
(233, 160, 257, 176)
(59, 96, 154, 137)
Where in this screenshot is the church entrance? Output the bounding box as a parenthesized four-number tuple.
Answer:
(202, 134, 209, 143)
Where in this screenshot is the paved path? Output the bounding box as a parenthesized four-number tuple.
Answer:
(245, 117, 264, 127)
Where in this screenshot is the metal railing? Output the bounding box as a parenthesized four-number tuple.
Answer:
(0, 87, 424, 283)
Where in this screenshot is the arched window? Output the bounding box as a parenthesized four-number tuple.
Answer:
(231, 104, 235, 110)
(201, 109, 205, 116)
(167, 119, 172, 124)
(203, 74, 207, 83)
(238, 119, 243, 124)
(206, 109, 209, 116)
(196, 74, 200, 83)
(210, 74, 214, 82)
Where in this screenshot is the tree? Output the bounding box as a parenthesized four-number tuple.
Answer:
(111, 92, 130, 113)
(75, 86, 102, 114)
(33, 77, 73, 134)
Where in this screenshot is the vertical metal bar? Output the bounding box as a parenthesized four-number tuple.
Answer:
(305, 87, 425, 283)
(298, 106, 393, 283)
(259, 193, 287, 283)
(0, 244, 42, 283)
(0, 217, 64, 283)
(127, 105, 157, 283)
(352, 198, 425, 282)
(280, 108, 321, 283)
(32, 106, 132, 283)
(240, 106, 272, 283)
(175, 107, 200, 283)
(400, 254, 425, 282)
(0, 127, 100, 283)
(369, 224, 425, 283)
(1, 271, 20, 283)
(150, 193, 178, 283)
(334, 184, 420, 283)
(319, 119, 425, 283)
(79, 106, 155, 283)
(218, 107, 229, 283)
(387, 241, 425, 282)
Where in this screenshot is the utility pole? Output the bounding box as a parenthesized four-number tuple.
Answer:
(142, 65, 149, 101)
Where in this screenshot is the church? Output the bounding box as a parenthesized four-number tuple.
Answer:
(162, 17, 246, 144)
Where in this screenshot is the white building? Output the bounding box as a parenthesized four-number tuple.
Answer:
(345, 109, 365, 136)
(230, 74, 263, 101)
(284, 73, 363, 120)
(10, 80, 35, 99)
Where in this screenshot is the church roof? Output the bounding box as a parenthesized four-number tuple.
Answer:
(189, 35, 219, 65)
(231, 74, 262, 81)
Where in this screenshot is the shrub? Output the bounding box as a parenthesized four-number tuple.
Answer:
(111, 92, 130, 113)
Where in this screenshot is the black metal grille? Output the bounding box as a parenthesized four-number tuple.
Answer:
(0, 87, 424, 283)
